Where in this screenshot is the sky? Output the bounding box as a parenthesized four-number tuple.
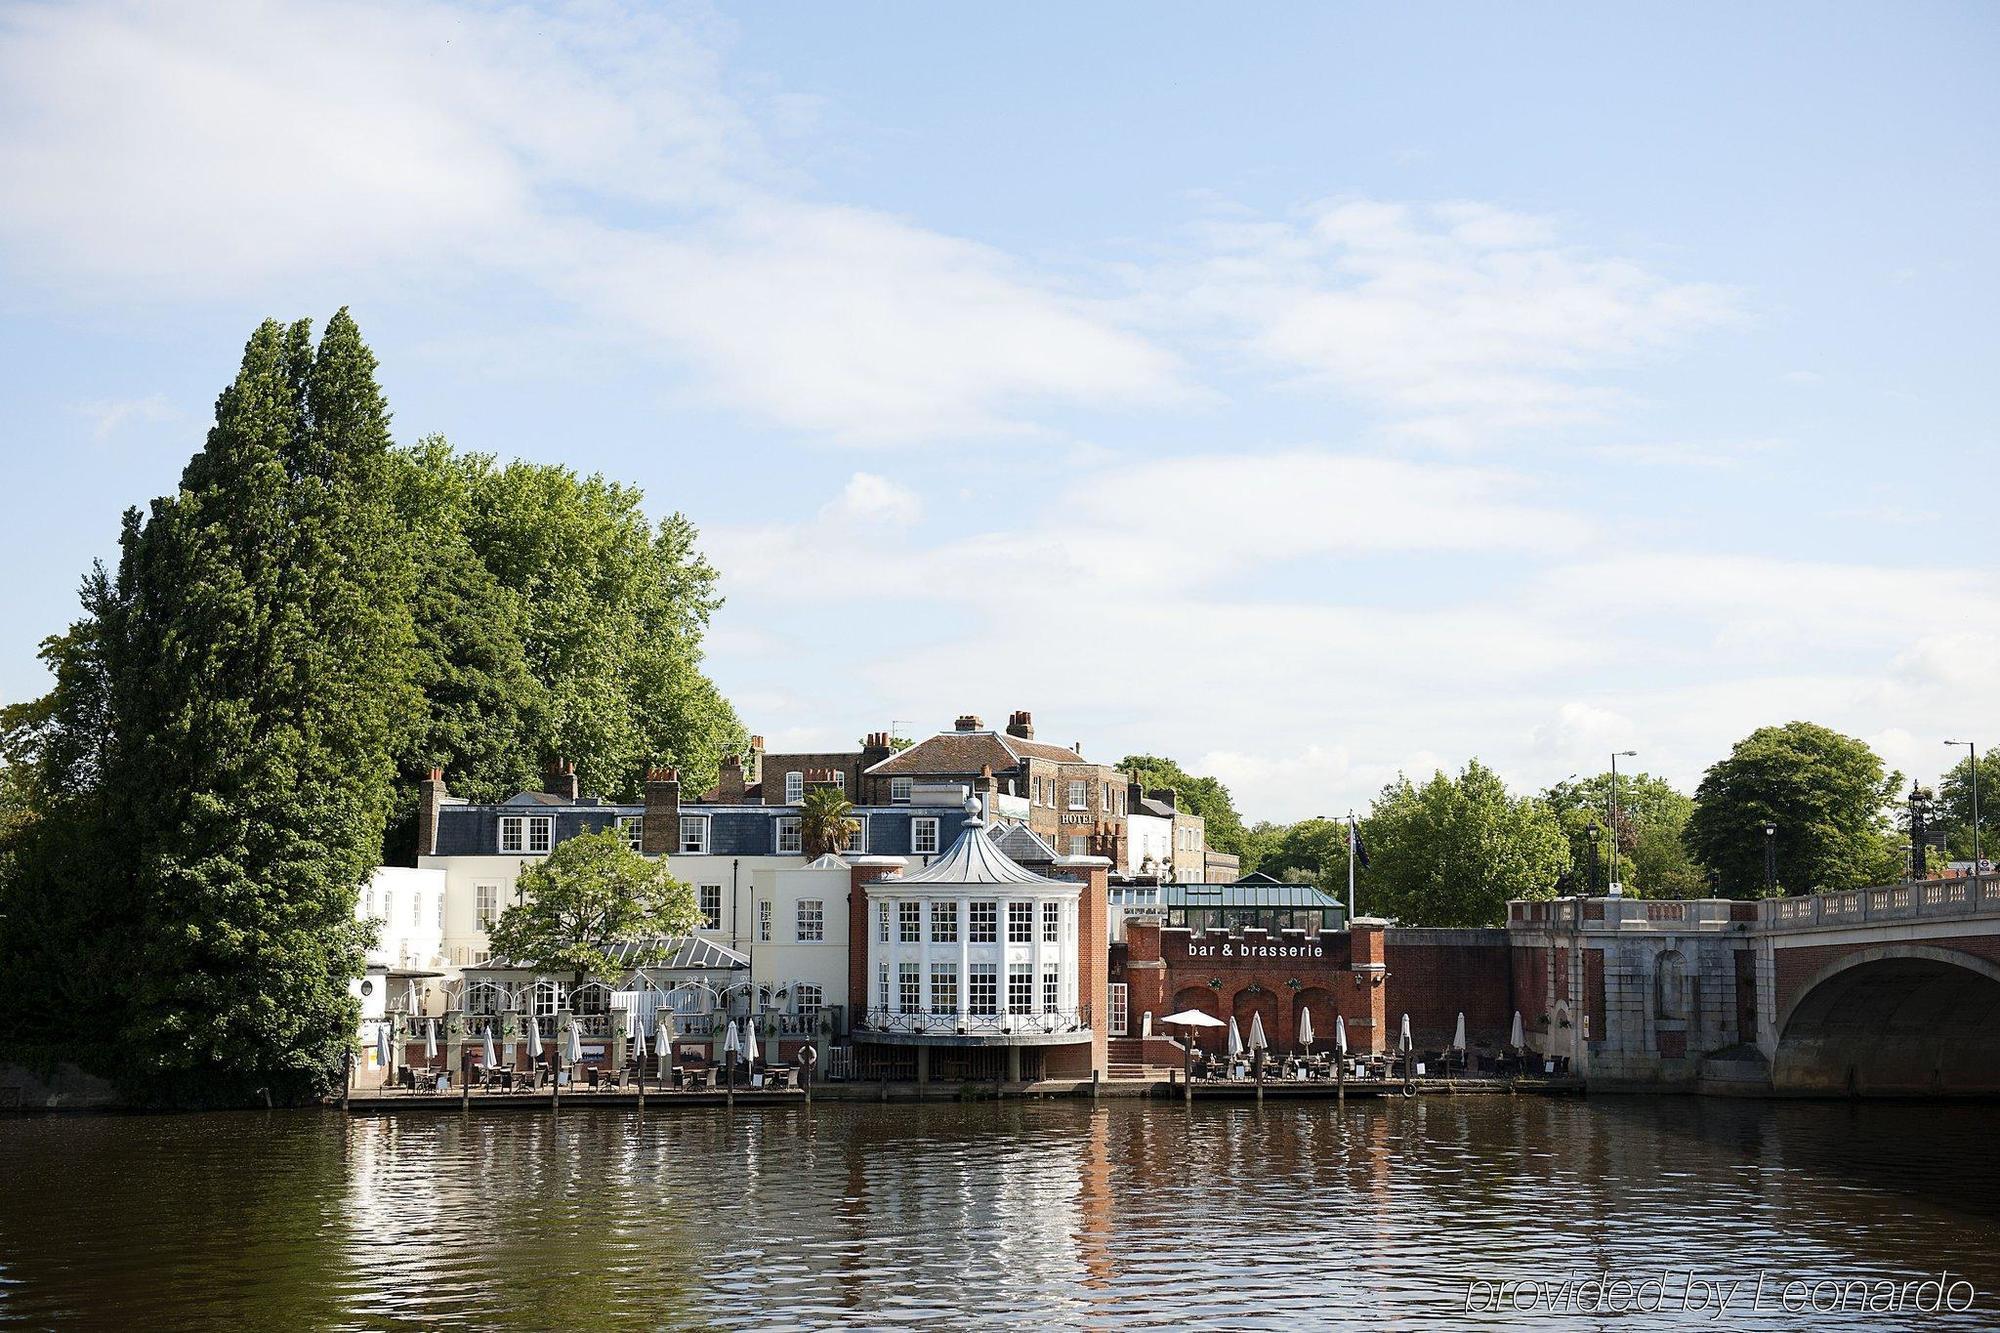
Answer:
(0, 2, 1995, 825)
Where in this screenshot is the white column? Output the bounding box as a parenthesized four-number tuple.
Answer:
(918, 896, 930, 1014)
(958, 894, 970, 1019)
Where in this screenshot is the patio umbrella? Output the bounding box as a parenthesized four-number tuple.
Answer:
(424, 1019, 439, 1064)
(1398, 1013, 1413, 1054)
(1160, 1009, 1224, 1029)
(376, 1021, 391, 1070)
(1334, 1014, 1348, 1058)
(1226, 1016, 1244, 1059)
(654, 1015, 673, 1066)
(526, 1013, 544, 1060)
(1247, 1011, 1268, 1052)
(1509, 1010, 1525, 1051)
(633, 1018, 649, 1062)
(1297, 1007, 1315, 1051)
(565, 1021, 583, 1065)
(724, 1019, 741, 1058)
(482, 1025, 498, 1070)
(742, 1020, 760, 1069)
(1452, 1012, 1467, 1052)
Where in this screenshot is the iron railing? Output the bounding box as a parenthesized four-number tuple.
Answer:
(859, 1006, 1090, 1036)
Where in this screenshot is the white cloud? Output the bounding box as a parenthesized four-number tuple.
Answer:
(76, 393, 174, 440)
(0, 1, 1183, 441)
(1586, 438, 1786, 469)
(1158, 198, 1740, 445)
(823, 472, 922, 528)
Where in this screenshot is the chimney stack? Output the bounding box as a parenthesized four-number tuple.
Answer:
(746, 735, 765, 785)
(542, 758, 579, 802)
(1005, 710, 1035, 741)
(417, 768, 447, 857)
(954, 714, 984, 732)
(713, 753, 746, 802)
(641, 766, 680, 856)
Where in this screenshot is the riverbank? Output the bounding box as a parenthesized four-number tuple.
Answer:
(332, 1074, 1587, 1114)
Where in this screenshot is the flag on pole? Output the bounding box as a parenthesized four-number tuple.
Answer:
(1349, 817, 1370, 870)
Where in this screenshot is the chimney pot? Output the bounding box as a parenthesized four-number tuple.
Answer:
(954, 714, 984, 732)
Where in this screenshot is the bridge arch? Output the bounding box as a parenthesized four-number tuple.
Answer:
(1773, 944, 2000, 1096)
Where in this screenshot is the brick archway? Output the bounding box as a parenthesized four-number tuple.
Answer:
(1172, 987, 1222, 1051)
(1232, 987, 1281, 1051)
(1774, 944, 2000, 1095)
(1294, 987, 1335, 1054)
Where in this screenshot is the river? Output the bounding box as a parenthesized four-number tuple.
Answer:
(2, 1097, 1996, 1328)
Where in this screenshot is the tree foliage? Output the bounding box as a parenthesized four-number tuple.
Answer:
(1684, 721, 1902, 897)
(1541, 771, 1703, 898)
(485, 829, 699, 987)
(386, 439, 744, 825)
(1117, 754, 1250, 859)
(1936, 748, 1998, 864)
(799, 786, 859, 858)
(0, 313, 745, 1104)
(1357, 760, 1570, 926)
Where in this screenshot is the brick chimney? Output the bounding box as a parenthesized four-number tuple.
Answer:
(416, 768, 447, 858)
(713, 753, 746, 802)
(860, 730, 892, 770)
(954, 714, 984, 732)
(745, 735, 765, 786)
(1005, 710, 1034, 741)
(641, 767, 680, 856)
(543, 758, 579, 802)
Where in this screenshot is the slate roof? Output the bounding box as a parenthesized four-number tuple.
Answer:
(865, 729, 1093, 776)
(984, 822, 1060, 864)
(472, 935, 749, 973)
(895, 815, 1071, 887)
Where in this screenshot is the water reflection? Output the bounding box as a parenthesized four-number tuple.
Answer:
(1, 1098, 1997, 1328)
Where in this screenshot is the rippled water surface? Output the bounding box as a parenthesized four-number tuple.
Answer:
(3, 1097, 1999, 1328)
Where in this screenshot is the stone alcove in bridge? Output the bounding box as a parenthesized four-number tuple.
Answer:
(1773, 945, 2000, 1096)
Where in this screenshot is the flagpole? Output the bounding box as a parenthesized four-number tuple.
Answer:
(1347, 810, 1357, 922)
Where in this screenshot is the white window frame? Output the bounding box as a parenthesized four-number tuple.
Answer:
(1068, 835, 1090, 857)
(679, 815, 710, 854)
(912, 817, 940, 856)
(776, 816, 802, 855)
(784, 771, 805, 803)
(794, 983, 824, 1013)
(899, 901, 921, 943)
(1007, 901, 1033, 944)
(970, 900, 998, 944)
(930, 961, 958, 1015)
(617, 815, 644, 851)
(757, 899, 772, 942)
(1042, 901, 1059, 944)
(476, 884, 497, 930)
(1067, 780, 1087, 810)
(848, 815, 868, 854)
(930, 900, 958, 943)
(890, 777, 913, 804)
(698, 884, 722, 931)
(797, 899, 825, 942)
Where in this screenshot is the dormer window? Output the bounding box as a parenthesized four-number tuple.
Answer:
(679, 816, 710, 854)
(500, 815, 553, 854)
(890, 777, 913, 804)
(784, 771, 804, 803)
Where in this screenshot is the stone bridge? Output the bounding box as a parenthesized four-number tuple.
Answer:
(1505, 875, 2000, 1097)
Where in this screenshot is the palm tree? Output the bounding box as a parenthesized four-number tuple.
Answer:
(799, 786, 859, 858)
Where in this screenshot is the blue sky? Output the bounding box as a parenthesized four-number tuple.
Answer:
(1, 2, 1994, 822)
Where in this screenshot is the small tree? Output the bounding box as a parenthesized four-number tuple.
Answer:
(799, 786, 859, 858)
(486, 829, 699, 993)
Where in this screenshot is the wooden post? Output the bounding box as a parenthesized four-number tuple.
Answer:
(460, 1045, 471, 1111)
(1336, 1051, 1345, 1102)
(1255, 1048, 1265, 1103)
(726, 1048, 736, 1109)
(342, 1046, 352, 1111)
(551, 1023, 561, 1112)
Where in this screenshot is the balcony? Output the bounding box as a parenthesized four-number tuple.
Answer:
(856, 1006, 1092, 1046)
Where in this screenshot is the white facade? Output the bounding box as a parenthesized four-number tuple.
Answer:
(746, 857, 858, 1022)
(1124, 812, 1172, 878)
(357, 865, 449, 976)
(860, 816, 1084, 1037)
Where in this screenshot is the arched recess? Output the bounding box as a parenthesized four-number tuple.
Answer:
(1172, 987, 1221, 1051)
(1772, 945, 2000, 1096)
(1232, 987, 1281, 1051)
(1294, 987, 1336, 1053)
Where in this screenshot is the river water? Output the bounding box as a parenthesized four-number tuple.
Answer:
(2, 1096, 1997, 1329)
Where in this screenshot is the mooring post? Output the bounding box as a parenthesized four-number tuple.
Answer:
(460, 1046, 471, 1112)
(342, 1046, 352, 1111)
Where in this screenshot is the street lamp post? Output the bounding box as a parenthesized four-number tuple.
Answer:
(1763, 824, 1777, 896)
(1608, 751, 1637, 897)
(1945, 740, 1982, 881)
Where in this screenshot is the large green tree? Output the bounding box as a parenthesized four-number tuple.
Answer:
(108, 312, 413, 1103)
(387, 439, 744, 812)
(1542, 771, 1703, 898)
(1358, 760, 1570, 926)
(485, 829, 700, 992)
(1684, 721, 1903, 897)
(1117, 754, 1250, 860)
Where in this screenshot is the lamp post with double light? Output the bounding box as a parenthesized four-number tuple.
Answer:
(1945, 740, 1982, 882)
(1608, 751, 1637, 897)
